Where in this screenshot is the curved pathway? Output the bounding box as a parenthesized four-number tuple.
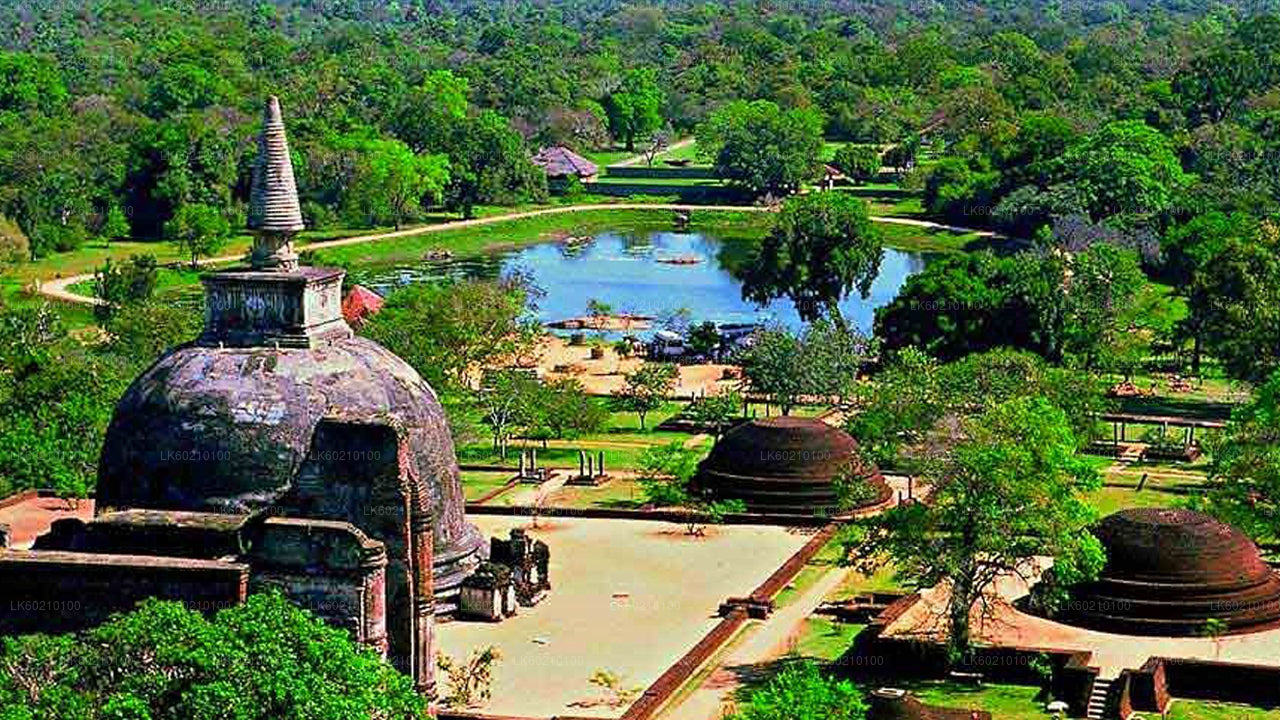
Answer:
(36, 203, 1002, 307)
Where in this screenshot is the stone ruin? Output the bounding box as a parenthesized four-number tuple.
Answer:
(459, 529, 552, 622)
(0, 96, 551, 695)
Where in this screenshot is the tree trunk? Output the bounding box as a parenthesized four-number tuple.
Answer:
(948, 573, 974, 667)
(1192, 333, 1202, 377)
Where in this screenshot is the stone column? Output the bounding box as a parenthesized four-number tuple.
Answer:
(410, 511, 435, 698)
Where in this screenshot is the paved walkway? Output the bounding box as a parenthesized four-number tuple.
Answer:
(659, 564, 853, 720)
(36, 203, 1002, 307)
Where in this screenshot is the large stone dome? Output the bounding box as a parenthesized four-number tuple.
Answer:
(696, 416, 890, 515)
(1058, 508, 1280, 636)
(96, 334, 486, 610)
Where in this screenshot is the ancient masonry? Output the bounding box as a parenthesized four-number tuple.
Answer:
(0, 96, 548, 694)
(696, 416, 892, 515)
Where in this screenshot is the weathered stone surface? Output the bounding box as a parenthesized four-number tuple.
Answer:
(697, 416, 890, 515)
(95, 334, 486, 610)
(1058, 509, 1280, 636)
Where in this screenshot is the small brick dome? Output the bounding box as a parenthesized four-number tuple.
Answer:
(696, 416, 889, 515)
(1059, 508, 1280, 636)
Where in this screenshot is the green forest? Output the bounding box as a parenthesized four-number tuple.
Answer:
(0, 0, 1276, 248)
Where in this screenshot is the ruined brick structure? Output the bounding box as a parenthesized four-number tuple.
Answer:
(0, 97, 502, 694)
(1056, 508, 1280, 636)
(696, 416, 891, 515)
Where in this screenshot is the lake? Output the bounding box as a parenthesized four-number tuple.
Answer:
(363, 230, 934, 335)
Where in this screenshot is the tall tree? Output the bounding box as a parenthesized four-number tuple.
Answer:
(696, 99, 824, 197)
(604, 67, 665, 151)
(1197, 369, 1280, 545)
(345, 137, 449, 229)
(0, 593, 426, 719)
(166, 203, 230, 269)
(443, 111, 546, 218)
(852, 397, 1104, 663)
(610, 362, 677, 430)
(360, 276, 540, 397)
(1189, 222, 1280, 384)
(740, 192, 883, 325)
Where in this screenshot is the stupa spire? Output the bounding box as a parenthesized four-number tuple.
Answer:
(247, 95, 304, 270)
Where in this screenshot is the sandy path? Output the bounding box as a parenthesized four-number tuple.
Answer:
(36, 204, 1001, 307)
(434, 515, 810, 718)
(658, 565, 854, 720)
(0, 496, 95, 548)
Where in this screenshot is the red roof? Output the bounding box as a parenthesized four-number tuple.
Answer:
(342, 285, 384, 328)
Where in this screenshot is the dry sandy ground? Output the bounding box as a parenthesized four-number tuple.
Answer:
(882, 557, 1280, 675)
(0, 496, 95, 548)
(536, 336, 739, 398)
(434, 515, 813, 718)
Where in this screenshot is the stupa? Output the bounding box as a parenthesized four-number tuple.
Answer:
(1056, 508, 1280, 636)
(696, 416, 890, 515)
(94, 95, 486, 643)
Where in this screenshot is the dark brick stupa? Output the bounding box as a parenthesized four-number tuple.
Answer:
(1058, 508, 1280, 636)
(696, 416, 890, 515)
(0, 98, 521, 695)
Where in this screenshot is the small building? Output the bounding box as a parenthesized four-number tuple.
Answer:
(531, 146, 599, 184)
(821, 164, 846, 190)
(648, 329, 687, 359)
(341, 284, 384, 329)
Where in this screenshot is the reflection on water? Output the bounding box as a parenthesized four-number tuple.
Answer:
(363, 230, 934, 335)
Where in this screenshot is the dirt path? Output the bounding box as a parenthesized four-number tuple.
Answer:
(658, 564, 853, 720)
(36, 203, 1001, 307)
(613, 137, 696, 167)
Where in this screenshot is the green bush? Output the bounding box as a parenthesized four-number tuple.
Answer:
(726, 661, 866, 720)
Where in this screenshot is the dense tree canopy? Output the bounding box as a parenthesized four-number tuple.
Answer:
(0, 593, 426, 720)
(852, 396, 1104, 663)
(740, 192, 883, 324)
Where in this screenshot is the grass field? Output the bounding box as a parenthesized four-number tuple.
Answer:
(1166, 700, 1280, 719)
(457, 401, 708, 475)
(460, 470, 516, 501)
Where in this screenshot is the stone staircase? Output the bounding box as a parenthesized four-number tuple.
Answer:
(1086, 676, 1116, 719)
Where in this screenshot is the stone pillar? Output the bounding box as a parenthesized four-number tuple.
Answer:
(362, 543, 390, 659)
(410, 511, 435, 698)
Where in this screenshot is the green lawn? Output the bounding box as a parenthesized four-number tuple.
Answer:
(545, 478, 647, 509)
(774, 533, 847, 608)
(1166, 700, 1280, 719)
(650, 140, 704, 165)
(580, 146, 636, 167)
(460, 470, 516, 501)
(591, 175, 726, 187)
(794, 618, 865, 661)
(899, 680, 1047, 719)
(457, 401, 709, 475)
(877, 222, 1003, 254)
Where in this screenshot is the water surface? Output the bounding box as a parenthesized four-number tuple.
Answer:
(365, 230, 933, 335)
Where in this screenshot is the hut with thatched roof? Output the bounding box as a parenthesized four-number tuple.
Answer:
(532, 146, 599, 183)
